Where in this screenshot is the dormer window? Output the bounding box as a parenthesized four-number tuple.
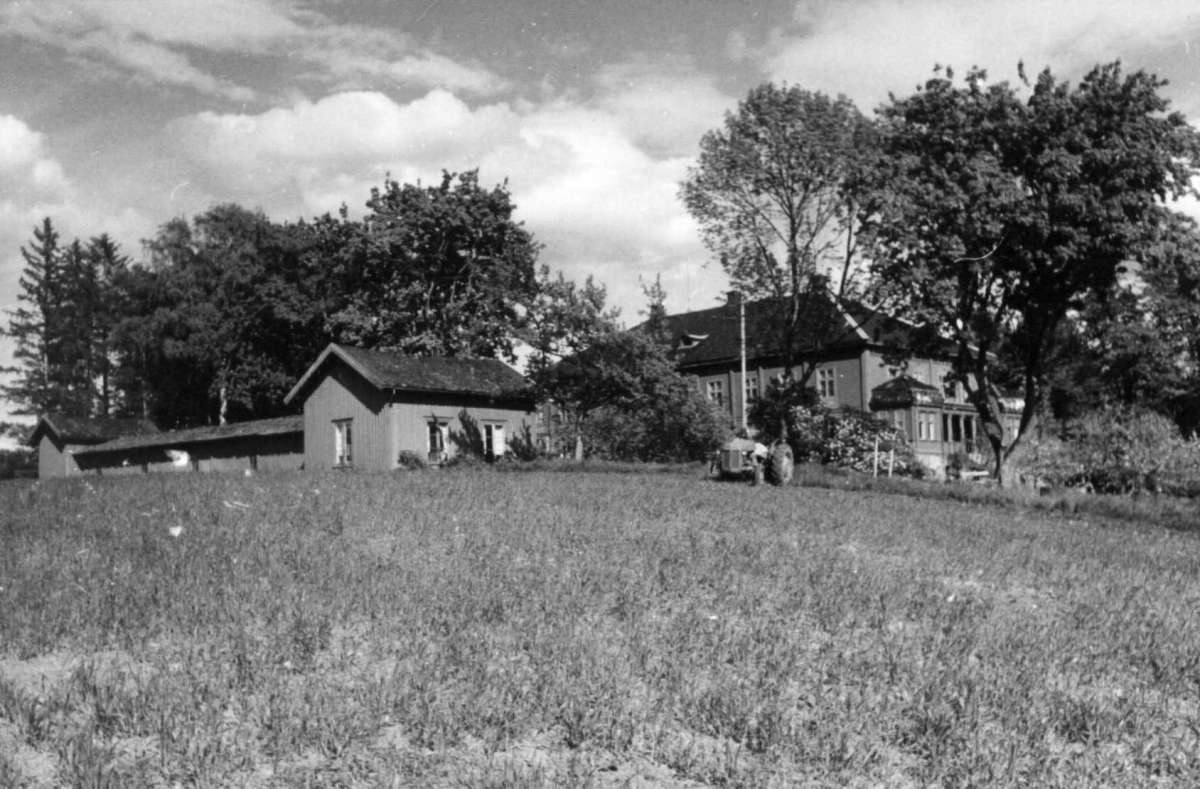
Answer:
(676, 332, 709, 350)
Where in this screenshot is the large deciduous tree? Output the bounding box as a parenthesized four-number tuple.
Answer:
(681, 84, 877, 393)
(862, 63, 1200, 484)
(329, 170, 540, 361)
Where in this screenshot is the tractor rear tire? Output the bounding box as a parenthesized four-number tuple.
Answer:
(765, 443, 794, 486)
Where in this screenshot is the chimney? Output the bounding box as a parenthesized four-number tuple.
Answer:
(726, 290, 742, 306)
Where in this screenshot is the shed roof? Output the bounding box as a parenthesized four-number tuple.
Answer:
(284, 344, 532, 405)
(28, 413, 159, 447)
(75, 415, 302, 455)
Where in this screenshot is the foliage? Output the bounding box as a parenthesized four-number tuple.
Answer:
(119, 205, 330, 427)
(77, 172, 550, 429)
(1024, 407, 1200, 495)
(1044, 214, 1200, 434)
(862, 62, 1200, 485)
(449, 409, 486, 460)
(783, 404, 923, 477)
(395, 451, 427, 470)
(507, 422, 541, 461)
(747, 376, 819, 443)
(328, 170, 540, 362)
(4, 471, 1200, 784)
(533, 329, 727, 462)
(2, 220, 131, 417)
(0, 449, 35, 479)
(681, 83, 877, 390)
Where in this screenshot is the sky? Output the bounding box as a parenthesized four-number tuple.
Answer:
(3, 0, 1200, 421)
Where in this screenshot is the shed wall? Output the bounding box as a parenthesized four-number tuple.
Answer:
(303, 359, 392, 470)
(392, 397, 534, 462)
(74, 433, 303, 476)
(38, 435, 68, 478)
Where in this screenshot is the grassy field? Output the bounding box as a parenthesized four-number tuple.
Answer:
(2, 468, 1200, 787)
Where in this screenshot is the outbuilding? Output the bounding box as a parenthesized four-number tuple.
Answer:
(72, 415, 304, 475)
(284, 343, 536, 470)
(28, 414, 159, 479)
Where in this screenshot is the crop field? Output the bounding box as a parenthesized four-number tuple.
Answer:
(2, 468, 1200, 787)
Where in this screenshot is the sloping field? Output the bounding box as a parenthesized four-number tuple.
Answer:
(2, 469, 1199, 786)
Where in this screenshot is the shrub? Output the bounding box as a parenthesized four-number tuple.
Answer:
(507, 423, 541, 461)
(396, 451, 427, 470)
(450, 410, 487, 459)
(786, 405, 924, 478)
(1025, 407, 1200, 495)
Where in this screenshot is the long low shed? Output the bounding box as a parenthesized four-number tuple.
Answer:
(70, 415, 304, 475)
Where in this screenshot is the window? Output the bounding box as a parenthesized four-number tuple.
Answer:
(817, 368, 836, 399)
(484, 423, 505, 460)
(706, 380, 724, 407)
(943, 374, 959, 400)
(333, 419, 353, 466)
(744, 375, 759, 404)
(917, 411, 937, 441)
(428, 421, 448, 462)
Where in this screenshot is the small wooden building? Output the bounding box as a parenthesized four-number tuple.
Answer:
(72, 415, 304, 475)
(28, 414, 159, 479)
(284, 344, 535, 471)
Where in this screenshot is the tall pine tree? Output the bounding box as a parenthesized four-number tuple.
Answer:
(3, 218, 67, 415)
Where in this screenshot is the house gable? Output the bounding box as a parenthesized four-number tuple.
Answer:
(289, 344, 535, 471)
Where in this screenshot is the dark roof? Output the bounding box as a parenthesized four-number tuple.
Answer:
(28, 413, 159, 447)
(868, 375, 945, 410)
(648, 294, 872, 369)
(648, 293, 949, 370)
(284, 344, 532, 405)
(75, 415, 302, 455)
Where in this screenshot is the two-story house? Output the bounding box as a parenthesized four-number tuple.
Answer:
(656, 291, 1020, 475)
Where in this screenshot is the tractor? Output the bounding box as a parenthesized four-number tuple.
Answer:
(711, 436, 794, 486)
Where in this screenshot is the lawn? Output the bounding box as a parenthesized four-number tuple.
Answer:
(2, 468, 1199, 786)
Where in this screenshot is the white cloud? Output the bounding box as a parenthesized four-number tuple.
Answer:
(386, 52, 510, 95)
(170, 90, 522, 215)
(591, 57, 734, 157)
(0, 0, 266, 100)
(168, 86, 730, 320)
(0, 0, 509, 102)
(758, 0, 1200, 110)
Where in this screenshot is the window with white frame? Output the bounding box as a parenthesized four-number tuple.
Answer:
(333, 419, 353, 466)
(706, 379, 724, 407)
(744, 375, 759, 404)
(917, 410, 937, 441)
(427, 421, 448, 461)
(817, 368, 836, 399)
(483, 423, 505, 460)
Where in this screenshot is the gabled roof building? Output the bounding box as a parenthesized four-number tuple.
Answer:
(656, 292, 1019, 476)
(29, 414, 159, 479)
(284, 344, 535, 470)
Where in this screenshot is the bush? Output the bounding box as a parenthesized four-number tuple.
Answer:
(790, 405, 924, 477)
(396, 451, 427, 470)
(1025, 407, 1200, 495)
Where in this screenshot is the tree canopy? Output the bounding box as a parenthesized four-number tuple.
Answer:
(681, 83, 877, 394)
(6, 171, 548, 429)
(861, 62, 1200, 482)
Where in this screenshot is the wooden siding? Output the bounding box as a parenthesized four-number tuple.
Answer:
(37, 435, 74, 478)
(391, 396, 534, 462)
(303, 357, 393, 471)
(75, 433, 303, 476)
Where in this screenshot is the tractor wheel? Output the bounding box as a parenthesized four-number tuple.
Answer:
(765, 443, 794, 486)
